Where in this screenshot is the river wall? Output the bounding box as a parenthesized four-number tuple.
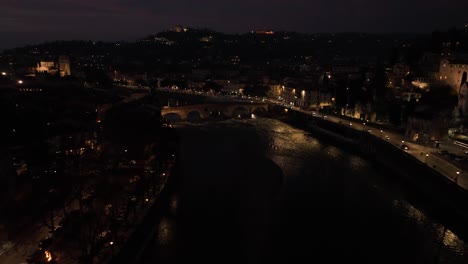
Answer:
(283, 109, 468, 240)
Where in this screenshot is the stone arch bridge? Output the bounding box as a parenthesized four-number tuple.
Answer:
(161, 102, 270, 121)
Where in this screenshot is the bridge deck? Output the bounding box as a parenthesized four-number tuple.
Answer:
(161, 102, 270, 120)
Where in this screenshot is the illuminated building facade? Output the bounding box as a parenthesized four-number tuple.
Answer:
(278, 85, 332, 109)
(35, 55, 71, 77)
(439, 59, 468, 91)
(254, 30, 274, 35)
(58, 55, 71, 76)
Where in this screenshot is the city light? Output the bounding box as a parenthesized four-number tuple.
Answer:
(4, 24, 468, 262)
(45, 250, 52, 262)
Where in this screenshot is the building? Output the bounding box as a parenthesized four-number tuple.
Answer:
(36, 61, 56, 74)
(458, 73, 468, 117)
(213, 80, 244, 94)
(439, 59, 468, 91)
(411, 77, 432, 90)
(386, 63, 410, 88)
(173, 25, 188, 33)
(276, 84, 332, 109)
(58, 56, 71, 76)
(254, 30, 274, 35)
(35, 55, 71, 77)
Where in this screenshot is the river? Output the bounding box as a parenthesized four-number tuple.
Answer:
(139, 117, 467, 264)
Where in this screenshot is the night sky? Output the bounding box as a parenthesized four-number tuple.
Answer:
(1, 0, 467, 50)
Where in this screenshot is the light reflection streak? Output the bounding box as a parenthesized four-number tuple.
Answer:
(392, 199, 465, 255)
(442, 229, 464, 253)
(158, 218, 174, 245)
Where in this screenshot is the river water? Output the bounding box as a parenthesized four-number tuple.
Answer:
(140, 117, 467, 264)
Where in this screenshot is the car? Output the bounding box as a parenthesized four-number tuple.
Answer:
(401, 144, 409, 151)
(385, 136, 390, 140)
(440, 150, 449, 155)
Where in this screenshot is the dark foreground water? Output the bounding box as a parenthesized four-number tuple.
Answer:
(140, 118, 467, 264)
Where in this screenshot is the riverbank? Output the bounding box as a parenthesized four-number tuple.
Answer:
(280, 111, 468, 242)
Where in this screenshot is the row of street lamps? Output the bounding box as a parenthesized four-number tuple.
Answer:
(424, 152, 461, 183)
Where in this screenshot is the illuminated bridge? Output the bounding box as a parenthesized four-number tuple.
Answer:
(161, 102, 270, 121)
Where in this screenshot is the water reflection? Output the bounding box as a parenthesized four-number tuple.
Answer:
(157, 218, 174, 246)
(442, 229, 464, 253)
(151, 118, 467, 264)
(169, 195, 178, 215)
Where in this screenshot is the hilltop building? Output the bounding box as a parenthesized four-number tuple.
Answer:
(36, 55, 71, 77)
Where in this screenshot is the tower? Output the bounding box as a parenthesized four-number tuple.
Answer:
(458, 72, 468, 117)
(58, 55, 71, 77)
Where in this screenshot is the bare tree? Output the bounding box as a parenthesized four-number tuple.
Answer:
(76, 211, 107, 264)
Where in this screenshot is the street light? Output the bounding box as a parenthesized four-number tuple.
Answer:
(44, 250, 52, 262)
(425, 153, 429, 164)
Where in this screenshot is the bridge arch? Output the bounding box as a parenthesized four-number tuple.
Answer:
(232, 106, 249, 117)
(163, 113, 182, 122)
(187, 110, 202, 122)
(253, 106, 268, 116)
